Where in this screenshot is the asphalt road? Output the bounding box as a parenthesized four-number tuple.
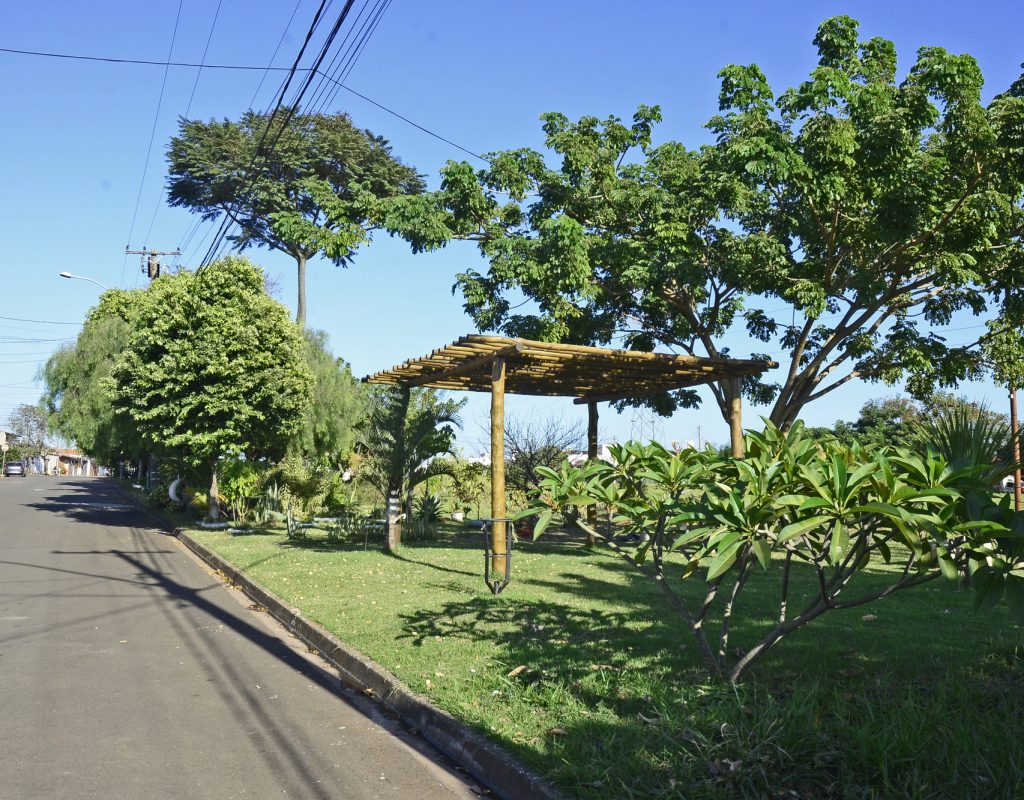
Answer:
(0, 476, 479, 800)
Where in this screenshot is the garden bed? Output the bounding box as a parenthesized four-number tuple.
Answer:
(189, 525, 1024, 799)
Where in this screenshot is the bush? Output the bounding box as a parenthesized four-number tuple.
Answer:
(526, 421, 1024, 683)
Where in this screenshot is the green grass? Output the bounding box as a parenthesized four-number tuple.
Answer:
(190, 524, 1024, 799)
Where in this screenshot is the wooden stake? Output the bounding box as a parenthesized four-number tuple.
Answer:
(729, 377, 744, 458)
(491, 358, 507, 576)
(1012, 384, 1021, 513)
(586, 401, 599, 547)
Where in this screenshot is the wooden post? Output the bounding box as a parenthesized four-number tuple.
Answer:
(1012, 385, 1022, 513)
(728, 377, 744, 458)
(490, 358, 507, 577)
(586, 401, 599, 547)
(385, 384, 411, 551)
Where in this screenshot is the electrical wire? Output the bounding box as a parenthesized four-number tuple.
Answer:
(303, 0, 383, 113)
(197, 0, 336, 267)
(0, 45, 305, 71)
(200, 0, 363, 268)
(141, 0, 225, 249)
(249, 0, 306, 110)
(0, 315, 81, 326)
(121, 0, 185, 289)
(0, 38, 489, 165)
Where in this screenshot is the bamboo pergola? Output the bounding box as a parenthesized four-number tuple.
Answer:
(364, 335, 777, 588)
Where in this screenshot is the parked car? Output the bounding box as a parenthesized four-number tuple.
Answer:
(3, 461, 26, 477)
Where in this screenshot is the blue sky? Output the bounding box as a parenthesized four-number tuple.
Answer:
(1, 0, 1022, 453)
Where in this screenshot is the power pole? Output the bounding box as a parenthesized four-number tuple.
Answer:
(125, 247, 181, 281)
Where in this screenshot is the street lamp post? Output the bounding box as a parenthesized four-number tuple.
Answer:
(59, 272, 108, 291)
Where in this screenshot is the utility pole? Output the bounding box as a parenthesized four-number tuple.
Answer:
(125, 247, 181, 281)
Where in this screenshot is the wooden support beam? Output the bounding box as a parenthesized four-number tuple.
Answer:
(586, 401, 599, 547)
(490, 357, 507, 578)
(728, 377, 744, 458)
(404, 343, 523, 388)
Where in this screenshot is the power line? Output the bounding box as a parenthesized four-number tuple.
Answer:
(303, 0, 385, 114)
(314, 70, 485, 161)
(249, 0, 306, 110)
(200, 0, 363, 268)
(198, 0, 336, 267)
(0, 39, 489, 164)
(0, 46, 306, 71)
(0, 315, 81, 326)
(122, 0, 185, 289)
(142, 0, 225, 249)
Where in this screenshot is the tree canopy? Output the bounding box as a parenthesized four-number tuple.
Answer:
(109, 257, 312, 517)
(6, 404, 49, 453)
(289, 329, 366, 463)
(41, 289, 147, 464)
(166, 109, 424, 324)
(380, 16, 1024, 431)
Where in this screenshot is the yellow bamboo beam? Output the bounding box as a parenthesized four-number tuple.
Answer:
(586, 401, 599, 547)
(490, 357, 507, 578)
(729, 377, 744, 458)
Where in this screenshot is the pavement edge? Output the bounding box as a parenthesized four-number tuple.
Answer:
(171, 526, 566, 800)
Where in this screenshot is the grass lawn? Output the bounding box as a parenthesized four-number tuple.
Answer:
(189, 523, 1024, 799)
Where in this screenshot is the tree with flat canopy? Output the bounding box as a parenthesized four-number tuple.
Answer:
(42, 289, 149, 467)
(378, 16, 1024, 430)
(109, 257, 312, 520)
(166, 109, 424, 325)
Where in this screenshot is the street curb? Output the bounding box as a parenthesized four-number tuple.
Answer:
(173, 527, 567, 800)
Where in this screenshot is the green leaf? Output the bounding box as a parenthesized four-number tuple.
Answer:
(751, 538, 771, 570)
(706, 539, 743, 581)
(938, 553, 960, 581)
(778, 515, 832, 543)
(828, 522, 850, 564)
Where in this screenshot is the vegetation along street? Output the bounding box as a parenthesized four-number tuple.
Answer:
(3, 4, 1024, 799)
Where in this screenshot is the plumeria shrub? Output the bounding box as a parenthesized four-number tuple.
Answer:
(524, 422, 1024, 683)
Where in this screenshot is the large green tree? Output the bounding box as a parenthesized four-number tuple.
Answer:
(42, 289, 147, 465)
(289, 329, 366, 463)
(109, 257, 312, 519)
(381, 16, 1024, 430)
(166, 109, 424, 324)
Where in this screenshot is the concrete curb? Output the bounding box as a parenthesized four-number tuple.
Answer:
(174, 527, 566, 800)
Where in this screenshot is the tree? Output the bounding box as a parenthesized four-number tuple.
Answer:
(166, 109, 424, 324)
(109, 257, 312, 519)
(41, 289, 148, 465)
(357, 386, 465, 534)
(6, 404, 49, 454)
(819, 392, 1009, 451)
(289, 329, 366, 463)
(504, 415, 584, 497)
(382, 16, 1024, 432)
(527, 422, 1024, 683)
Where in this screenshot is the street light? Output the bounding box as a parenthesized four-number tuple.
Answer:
(59, 272, 108, 291)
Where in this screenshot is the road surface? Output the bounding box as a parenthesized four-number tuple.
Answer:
(0, 476, 479, 800)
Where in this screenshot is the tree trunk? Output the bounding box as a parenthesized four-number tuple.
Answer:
(208, 458, 221, 521)
(295, 253, 307, 326)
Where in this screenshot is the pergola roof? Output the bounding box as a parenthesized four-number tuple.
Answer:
(363, 335, 776, 403)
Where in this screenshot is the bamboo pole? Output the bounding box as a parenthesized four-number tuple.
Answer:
(491, 357, 507, 577)
(1012, 384, 1021, 512)
(729, 377, 744, 458)
(586, 401, 599, 547)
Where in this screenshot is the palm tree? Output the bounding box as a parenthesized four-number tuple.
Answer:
(357, 386, 465, 541)
(915, 398, 1017, 486)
